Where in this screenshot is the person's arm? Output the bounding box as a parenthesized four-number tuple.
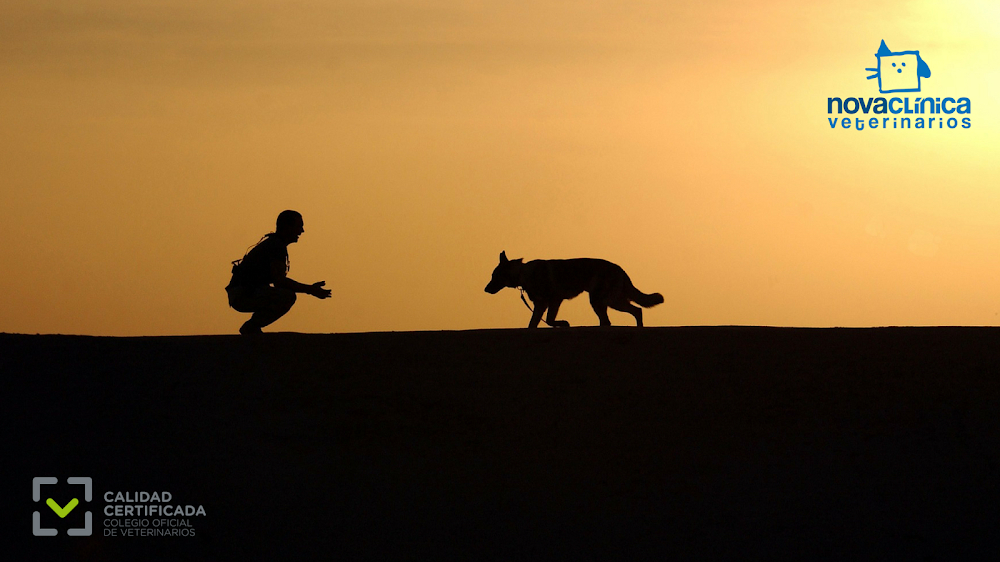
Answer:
(270, 259, 332, 298)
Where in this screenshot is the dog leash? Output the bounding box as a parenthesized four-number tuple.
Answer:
(519, 287, 552, 327)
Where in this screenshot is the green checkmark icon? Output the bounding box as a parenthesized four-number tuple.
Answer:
(46, 498, 79, 518)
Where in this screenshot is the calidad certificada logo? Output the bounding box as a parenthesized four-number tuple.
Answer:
(32, 477, 208, 538)
(32, 477, 92, 536)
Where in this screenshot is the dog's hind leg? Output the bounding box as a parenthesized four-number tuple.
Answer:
(590, 294, 612, 327)
(611, 300, 643, 327)
(546, 299, 570, 328)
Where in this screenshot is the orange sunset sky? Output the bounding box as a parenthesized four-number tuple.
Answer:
(3, 0, 1000, 335)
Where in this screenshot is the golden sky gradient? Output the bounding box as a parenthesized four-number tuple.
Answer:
(3, 0, 1000, 335)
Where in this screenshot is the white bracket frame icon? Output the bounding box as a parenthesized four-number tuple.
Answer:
(32, 477, 92, 536)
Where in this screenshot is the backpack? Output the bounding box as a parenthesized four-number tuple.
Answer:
(226, 234, 289, 290)
(227, 235, 270, 291)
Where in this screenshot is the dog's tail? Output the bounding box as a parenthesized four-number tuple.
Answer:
(631, 286, 664, 308)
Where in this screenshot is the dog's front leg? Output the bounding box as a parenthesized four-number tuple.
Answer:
(528, 302, 547, 328)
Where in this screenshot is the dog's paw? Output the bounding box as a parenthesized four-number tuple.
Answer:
(553, 320, 571, 328)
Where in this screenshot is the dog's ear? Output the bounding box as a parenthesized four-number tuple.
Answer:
(513, 258, 523, 264)
(499, 251, 508, 263)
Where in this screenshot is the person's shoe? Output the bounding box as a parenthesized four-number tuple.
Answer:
(239, 321, 263, 336)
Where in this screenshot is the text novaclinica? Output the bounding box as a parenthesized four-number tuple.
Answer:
(827, 96, 971, 129)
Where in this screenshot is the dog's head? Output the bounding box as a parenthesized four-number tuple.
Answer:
(485, 251, 521, 294)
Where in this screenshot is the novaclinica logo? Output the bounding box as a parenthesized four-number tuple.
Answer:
(867, 39, 931, 93)
(827, 40, 970, 130)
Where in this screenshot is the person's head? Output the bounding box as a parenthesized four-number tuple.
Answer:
(275, 210, 304, 244)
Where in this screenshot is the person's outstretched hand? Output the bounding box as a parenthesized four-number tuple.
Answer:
(310, 281, 332, 299)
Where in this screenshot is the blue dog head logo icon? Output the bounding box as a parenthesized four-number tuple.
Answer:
(866, 40, 931, 93)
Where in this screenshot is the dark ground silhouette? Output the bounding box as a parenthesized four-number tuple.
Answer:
(3, 327, 1000, 560)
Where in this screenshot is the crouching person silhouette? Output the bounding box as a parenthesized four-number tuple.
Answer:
(226, 210, 331, 335)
